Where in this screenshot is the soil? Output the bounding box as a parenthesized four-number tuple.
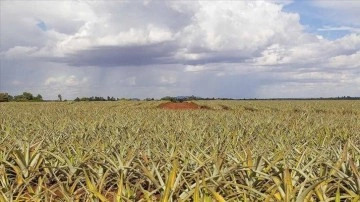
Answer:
(158, 102, 209, 110)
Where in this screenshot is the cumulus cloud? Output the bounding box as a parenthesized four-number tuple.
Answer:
(180, 1, 304, 50)
(41, 75, 90, 99)
(3, 1, 307, 64)
(1, 0, 360, 99)
(328, 51, 360, 69)
(254, 33, 360, 66)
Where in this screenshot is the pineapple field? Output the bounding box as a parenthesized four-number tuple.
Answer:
(0, 100, 359, 201)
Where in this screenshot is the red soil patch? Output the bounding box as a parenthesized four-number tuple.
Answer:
(158, 102, 209, 110)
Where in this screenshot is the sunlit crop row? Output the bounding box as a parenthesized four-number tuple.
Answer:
(0, 100, 359, 201)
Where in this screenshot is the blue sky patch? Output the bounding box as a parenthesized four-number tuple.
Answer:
(283, 1, 349, 40)
(36, 20, 47, 31)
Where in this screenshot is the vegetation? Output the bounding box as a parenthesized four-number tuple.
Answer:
(74, 96, 118, 102)
(0, 93, 10, 102)
(0, 92, 43, 102)
(0, 100, 359, 201)
(58, 94, 62, 102)
(160, 96, 216, 102)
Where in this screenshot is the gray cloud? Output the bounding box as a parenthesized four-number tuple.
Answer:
(60, 42, 178, 67)
(58, 43, 253, 67)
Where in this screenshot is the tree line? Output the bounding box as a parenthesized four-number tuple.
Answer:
(74, 96, 118, 102)
(0, 92, 43, 102)
(160, 95, 217, 102)
(0, 92, 130, 102)
(1, 91, 360, 102)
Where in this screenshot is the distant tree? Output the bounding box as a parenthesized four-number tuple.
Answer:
(0, 93, 9, 102)
(161, 96, 181, 102)
(74, 97, 80, 102)
(34, 94, 43, 101)
(13, 92, 32, 101)
(8, 92, 43, 102)
(14, 94, 25, 101)
(22, 92, 34, 100)
(187, 95, 196, 101)
(161, 96, 173, 101)
(73, 95, 118, 101)
(58, 94, 62, 102)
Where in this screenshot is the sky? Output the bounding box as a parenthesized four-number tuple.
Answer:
(1, 0, 360, 100)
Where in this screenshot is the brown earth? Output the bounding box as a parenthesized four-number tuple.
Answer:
(158, 102, 210, 110)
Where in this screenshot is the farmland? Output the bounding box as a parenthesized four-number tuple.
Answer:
(0, 100, 359, 201)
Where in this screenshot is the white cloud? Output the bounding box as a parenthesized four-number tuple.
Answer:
(335, 33, 360, 50)
(160, 76, 177, 84)
(179, 1, 305, 52)
(2, 1, 309, 59)
(318, 26, 360, 33)
(258, 79, 360, 98)
(39, 75, 89, 99)
(328, 51, 360, 69)
(270, 0, 294, 5)
(44, 77, 61, 86)
(45, 75, 88, 87)
(254, 33, 360, 66)
(184, 65, 206, 72)
(1, 1, 360, 99)
(252, 44, 288, 65)
(11, 80, 23, 86)
(96, 24, 173, 46)
(1, 1, 177, 58)
(126, 77, 136, 86)
(2, 46, 38, 59)
(0, 1, 97, 51)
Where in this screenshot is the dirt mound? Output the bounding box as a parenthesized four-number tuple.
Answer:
(158, 102, 208, 110)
